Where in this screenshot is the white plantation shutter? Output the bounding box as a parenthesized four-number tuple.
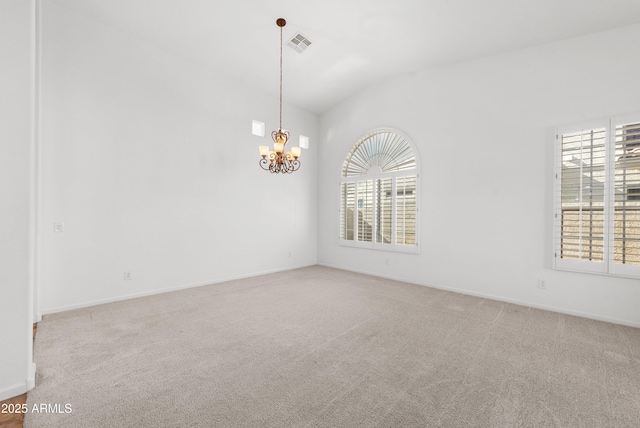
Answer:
(557, 125, 607, 270)
(339, 129, 419, 252)
(357, 180, 374, 242)
(342, 130, 416, 176)
(396, 176, 417, 246)
(340, 183, 355, 240)
(376, 178, 393, 244)
(611, 114, 640, 276)
(554, 113, 640, 278)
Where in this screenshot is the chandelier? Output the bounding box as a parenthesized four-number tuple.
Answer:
(259, 18, 301, 174)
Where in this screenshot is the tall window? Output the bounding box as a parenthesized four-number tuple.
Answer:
(555, 113, 640, 278)
(339, 129, 419, 252)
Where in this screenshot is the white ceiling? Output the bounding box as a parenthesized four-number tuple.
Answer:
(51, 0, 640, 114)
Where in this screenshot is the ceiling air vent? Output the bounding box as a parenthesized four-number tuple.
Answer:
(287, 33, 312, 53)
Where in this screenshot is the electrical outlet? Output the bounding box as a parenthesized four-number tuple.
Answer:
(537, 279, 546, 289)
(124, 271, 132, 281)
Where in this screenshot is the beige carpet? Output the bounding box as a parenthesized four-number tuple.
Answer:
(25, 266, 640, 427)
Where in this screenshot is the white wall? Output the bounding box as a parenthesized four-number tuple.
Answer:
(39, 2, 317, 313)
(0, 0, 36, 400)
(318, 24, 640, 327)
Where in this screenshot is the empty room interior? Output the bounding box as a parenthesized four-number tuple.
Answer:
(2, 0, 640, 426)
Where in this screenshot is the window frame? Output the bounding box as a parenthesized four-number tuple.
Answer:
(554, 113, 640, 279)
(339, 128, 420, 254)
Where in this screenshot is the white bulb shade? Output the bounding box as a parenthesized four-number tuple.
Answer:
(259, 146, 269, 157)
(274, 142, 284, 153)
(291, 147, 301, 158)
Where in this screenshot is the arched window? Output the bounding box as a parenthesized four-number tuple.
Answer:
(339, 129, 419, 252)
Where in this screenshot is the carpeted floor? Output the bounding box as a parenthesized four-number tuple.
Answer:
(25, 266, 640, 427)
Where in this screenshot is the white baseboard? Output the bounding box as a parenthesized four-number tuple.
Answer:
(0, 366, 35, 401)
(28, 363, 36, 390)
(39, 262, 640, 328)
(40, 264, 316, 315)
(318, 262, 640, 329)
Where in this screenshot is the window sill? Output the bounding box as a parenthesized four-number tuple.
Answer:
(339, 240, 420, 254)
(553, 261, 640, 280)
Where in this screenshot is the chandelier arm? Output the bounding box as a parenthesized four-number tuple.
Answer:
(259, 158, 270, 170)
(260, 155, 300, 174)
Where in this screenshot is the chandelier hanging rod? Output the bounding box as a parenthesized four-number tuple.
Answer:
(277, 18, 285, 131)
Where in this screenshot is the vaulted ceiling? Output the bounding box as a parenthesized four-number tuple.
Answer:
(51, 0, 640, 114)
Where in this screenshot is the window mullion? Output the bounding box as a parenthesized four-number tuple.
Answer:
(353, 182, 359, 242)
(605, 119, 614, 273)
